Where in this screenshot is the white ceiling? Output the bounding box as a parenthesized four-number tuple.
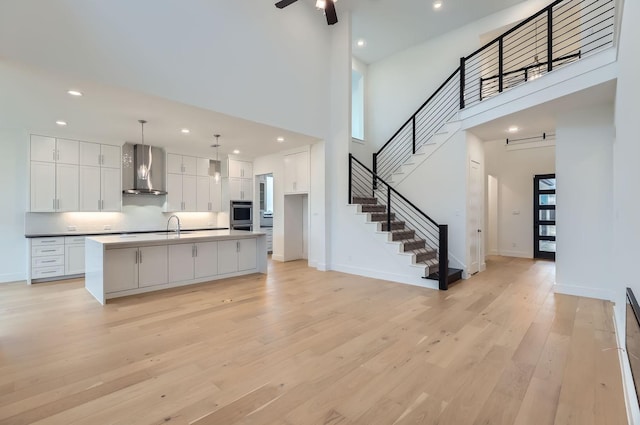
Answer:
(347, 0, 528, 63)
(0, 61, 319, 159)
(466, 80, 617, 141)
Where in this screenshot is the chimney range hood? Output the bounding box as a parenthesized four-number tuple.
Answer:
(122, 143, 167, 195)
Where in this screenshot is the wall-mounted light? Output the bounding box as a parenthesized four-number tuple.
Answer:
(67, 90, 83, 97)
(56, 120, 67, 126)
(433, 0, 443, 10)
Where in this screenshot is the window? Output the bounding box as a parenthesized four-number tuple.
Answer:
(352, 69, 364, 141)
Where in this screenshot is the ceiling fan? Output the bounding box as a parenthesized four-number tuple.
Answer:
(275, 0, 338, 25)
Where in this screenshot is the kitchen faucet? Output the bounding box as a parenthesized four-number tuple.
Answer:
(167, 215, 181, 236)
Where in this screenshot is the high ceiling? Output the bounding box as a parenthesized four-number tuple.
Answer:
(347, 0, 528, 63)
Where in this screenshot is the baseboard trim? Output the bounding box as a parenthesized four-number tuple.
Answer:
(331, 263, 438, 290)
(271, 254, 285, 262)
(613, 305, 640, 425)
(553, 283, 615, 302)
(498, 250, 531, 258)
(0, 272, 27, 284)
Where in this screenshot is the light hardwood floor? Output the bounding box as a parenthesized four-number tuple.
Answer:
(0, 257, 627, 425)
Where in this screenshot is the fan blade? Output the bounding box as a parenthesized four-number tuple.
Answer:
(325, 0, 338, 25)
(275, 0, 298, 8)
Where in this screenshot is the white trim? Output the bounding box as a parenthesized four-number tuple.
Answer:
(271, 254, 285, 262)
(553, 283, 615, 302)
(0, 272, 27, 284)
(351, 137, 365, 145)
(613, 305, 640, 425)
(315, 262, 328, 271)
(498, 250, 531, 258)
(331, 263, 439, 290)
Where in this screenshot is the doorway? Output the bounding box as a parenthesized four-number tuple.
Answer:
(534, 174, 556, 260)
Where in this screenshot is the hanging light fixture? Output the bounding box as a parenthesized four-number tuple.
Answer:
(211, 134, 221, 183)
(137, 119, 149, 180)
(529, 17, 542, 81)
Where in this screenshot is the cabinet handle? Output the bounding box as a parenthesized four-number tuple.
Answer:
(41, 249, 56, 253)
(53, 150, 56, 161)
(42, 259, 57, 263)
(41, 240, 56, 243)
(237, 241, 240, 252)
(101, 200, 104, 210)
(135, 250, 138, 264)
(41, 270, 56, 274)
(98, 199, 101, 210)
(56, 150, 60, 161)
(195, 245, 198, 256)
(53, 199, 56, 210)
(139, 250, 143, 264)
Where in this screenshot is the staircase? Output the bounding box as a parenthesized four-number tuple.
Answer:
(353, 196, 439, 276)
(348, 0, 616, 290)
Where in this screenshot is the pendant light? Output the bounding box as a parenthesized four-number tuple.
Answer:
(137, 119, 149, 180)
(212, 134, 221, 183)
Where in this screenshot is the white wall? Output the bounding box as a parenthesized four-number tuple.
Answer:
(0, 0, 332, 139)
(0, 129, 28, 282)
(555, 103, 614, 301)
(309, 141, 327, 270)
(613, 0, 640, 419)
(484, 140, 556, 258)
(367, 0, 551, 150)
(394, 131, 468, 272)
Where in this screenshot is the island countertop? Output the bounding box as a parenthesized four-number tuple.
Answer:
(85, 230, 267, 304)
(87, 229, 265, 248)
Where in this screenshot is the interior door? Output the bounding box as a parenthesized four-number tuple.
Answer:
(534, 174, 556, 260)
(468, 160, 482, 274)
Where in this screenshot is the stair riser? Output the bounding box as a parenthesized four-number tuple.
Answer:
(352, 197, 377, 205)
(361, 205, 386, 213)
(416, 252, 437, 263)
(403, 241, 426, 251)
(391, 231, 415, 241)
(370, 213, 396, 222)
(381, 222, 406, 231)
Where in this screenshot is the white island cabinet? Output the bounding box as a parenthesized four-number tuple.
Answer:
(85, 230, 267, 304)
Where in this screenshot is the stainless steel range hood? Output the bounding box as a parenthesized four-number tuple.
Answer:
(122, 143, 167, 195)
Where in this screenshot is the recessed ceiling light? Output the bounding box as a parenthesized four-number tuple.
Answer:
(356, 39, 366, 48)
(67, 90, 83, 97)
(233, 149, 240, 154)
(508, 126, 519, 133)
(277, 137, 285, 143)
(181, 128, 190, 134)
(433, 0, 442, 10)
(56, 120, 68, 126)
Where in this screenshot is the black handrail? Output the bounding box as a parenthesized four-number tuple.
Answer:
(376, 66, 461, 155)
(350, 154, 439, 227)
(375, 0, 614, 174)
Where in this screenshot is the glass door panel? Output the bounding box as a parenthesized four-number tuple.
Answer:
(534, 173, 556, 260)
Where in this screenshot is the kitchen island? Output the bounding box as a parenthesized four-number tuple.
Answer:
(85, 230, 267, 304)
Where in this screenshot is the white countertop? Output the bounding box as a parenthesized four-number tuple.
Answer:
(87, 229, 265, 248)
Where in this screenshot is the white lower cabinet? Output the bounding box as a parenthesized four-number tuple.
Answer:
(64, 236, 85, 275)
(218, 238, 257, 274)
(105, 245, 168, 293)
(168, 241, 219, 282)
(195, 242, 218, 278)
(30, 236, 85, 282)
(138, 246, 169, 288)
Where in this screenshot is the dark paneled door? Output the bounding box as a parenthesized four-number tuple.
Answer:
(534, 174, 556, 260)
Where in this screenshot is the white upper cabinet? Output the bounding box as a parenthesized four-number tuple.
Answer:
(284, 151, 310, 194)
(167, 153, 197, 175)
(54, 139, 79, 165)
(227, 159, 253, 179)
(196, 176, 210, 212)
(77, 142, 121, 212)
(30, 135, 56, 163)
(79, 142, 101, 166)
(30, 135, 120, 212)
(196, 158, 210, 177)
(31, 135, 78, 164)
(210, 178, 222, 211)
(100, 144, 121, 168)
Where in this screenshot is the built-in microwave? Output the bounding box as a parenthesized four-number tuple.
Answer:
(230, 200, 253, 227)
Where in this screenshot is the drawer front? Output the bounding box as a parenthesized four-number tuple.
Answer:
(65, 236, 85, 245)
(32, 266, 65, 279)
(32, 255, 65, 268)
(31, 237, 65, 247)
(32, 245, 65, 257)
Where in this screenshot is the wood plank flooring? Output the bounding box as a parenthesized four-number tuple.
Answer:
(0, 256, 627, 424)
